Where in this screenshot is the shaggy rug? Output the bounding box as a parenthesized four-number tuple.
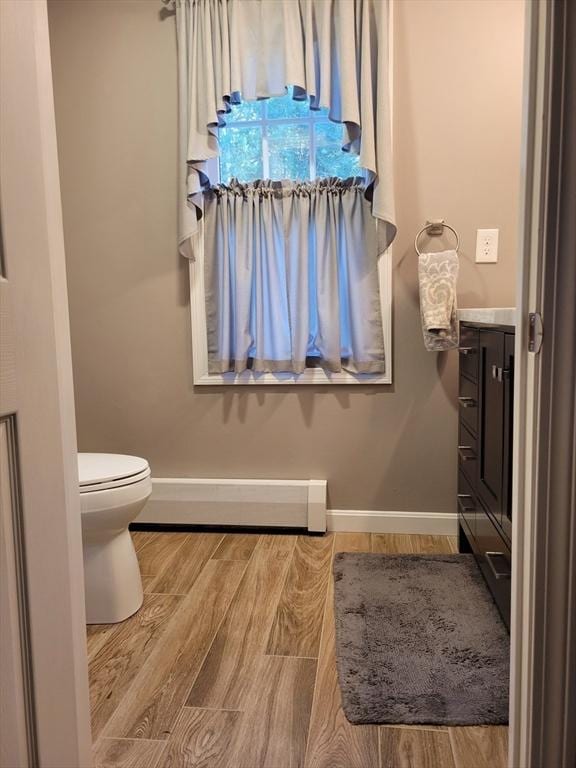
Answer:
(333, 553, 509, 725)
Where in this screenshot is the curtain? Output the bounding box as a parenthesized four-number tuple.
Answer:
(175, 0, 396, 259)
(203, 178, 385, 374)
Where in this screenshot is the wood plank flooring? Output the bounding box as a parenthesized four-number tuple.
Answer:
(185, 537, 297, 711)
(266, 534, 333, 658)
(88, 531, 509, 767)
(305, 532, 379, 768)
(380, 728, 455, 768)
(103, 560, 246, 741)
(89, 592, 182, 740)
(162, 707, 242, 768)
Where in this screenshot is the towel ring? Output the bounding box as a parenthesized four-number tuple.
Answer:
(414, 220, 460, 257)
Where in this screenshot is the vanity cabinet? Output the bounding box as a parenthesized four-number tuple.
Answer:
(457, 321, 515, 628)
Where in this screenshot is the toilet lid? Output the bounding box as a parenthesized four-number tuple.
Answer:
(78, 453, 150, 489)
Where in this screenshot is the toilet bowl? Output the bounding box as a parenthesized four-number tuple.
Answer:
(79, 453, 151, 624)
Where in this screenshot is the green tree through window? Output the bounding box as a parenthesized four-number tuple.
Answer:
(219, 87, 361, 183)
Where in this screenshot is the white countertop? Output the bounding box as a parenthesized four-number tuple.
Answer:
(457, 307, 517, 327)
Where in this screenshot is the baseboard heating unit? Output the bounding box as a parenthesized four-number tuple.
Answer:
(135, 478, 328, 533)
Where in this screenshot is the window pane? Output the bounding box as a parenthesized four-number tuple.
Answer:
(227, 99, 263, 122)
(219, 125, 263, 183)
(268, 123, 310, 181)
(315, 121, 361, 179)
(266, 86, 312, 120)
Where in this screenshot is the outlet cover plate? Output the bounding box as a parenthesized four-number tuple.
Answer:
(475, 228, 499, 263)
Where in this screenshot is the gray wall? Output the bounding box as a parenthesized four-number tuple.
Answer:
(48, 0, 525, 512)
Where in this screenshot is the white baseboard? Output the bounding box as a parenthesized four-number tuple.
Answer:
(136, 477, 327, 532)
(136, 478, 457, 536)
(327, 509, 458, 535)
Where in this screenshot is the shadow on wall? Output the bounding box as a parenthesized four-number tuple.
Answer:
(193, 387, 387, 428)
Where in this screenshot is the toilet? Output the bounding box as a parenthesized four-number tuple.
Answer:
(79, 453, 151, 624)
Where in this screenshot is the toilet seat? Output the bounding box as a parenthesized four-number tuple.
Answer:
(78, 453, 151, 493)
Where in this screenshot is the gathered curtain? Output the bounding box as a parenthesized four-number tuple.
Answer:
(175, 0, 396, 259)
(203, 178, 385, 374)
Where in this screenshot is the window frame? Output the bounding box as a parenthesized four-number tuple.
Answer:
(189, 0, 394, 387)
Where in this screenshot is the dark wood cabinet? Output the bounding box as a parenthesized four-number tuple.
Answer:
(457, 321, 514, 628)
(501, 333, 515, 541)
(478, 330, 505, 521)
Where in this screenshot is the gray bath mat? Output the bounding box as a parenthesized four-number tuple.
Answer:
(333, 553, 509, 725)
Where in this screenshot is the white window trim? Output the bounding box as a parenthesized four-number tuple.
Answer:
(188, 227, 393, 386)
(189, 0, 394, 387)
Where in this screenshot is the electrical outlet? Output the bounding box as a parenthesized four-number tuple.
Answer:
(475, 228, 499, 263)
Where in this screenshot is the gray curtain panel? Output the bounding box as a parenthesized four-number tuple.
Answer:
(175, 0, 396, 259)
(203, 178, 385, 375)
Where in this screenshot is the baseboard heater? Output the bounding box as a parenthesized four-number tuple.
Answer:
(135, 477, 327, 533)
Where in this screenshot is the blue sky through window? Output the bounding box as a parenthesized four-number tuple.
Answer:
(219, 87, 361, 183)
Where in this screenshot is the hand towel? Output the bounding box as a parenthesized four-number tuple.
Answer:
(418, 249, 459, 351)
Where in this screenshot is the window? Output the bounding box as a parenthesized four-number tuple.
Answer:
(219, 87, 361, 183)
(188, 87, 392, 387)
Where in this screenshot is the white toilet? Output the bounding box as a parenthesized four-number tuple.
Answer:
(79, 453, 151, 624)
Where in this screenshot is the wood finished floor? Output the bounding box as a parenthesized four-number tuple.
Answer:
(88, 531, 509, 768)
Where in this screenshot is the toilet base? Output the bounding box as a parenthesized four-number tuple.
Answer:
(83, 528, 143, 624)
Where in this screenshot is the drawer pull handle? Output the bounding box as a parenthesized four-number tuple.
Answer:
(491, 366, 510, 383)
(485, 551, 511, 580)
(458, 446, 476, 462)
(459, 346, 477, 356)
(457, 494, 475, 513)
(458, 396, 477, 408)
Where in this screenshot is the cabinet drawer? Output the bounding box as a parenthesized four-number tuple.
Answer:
(457, 470, 480, 540)
(458, 421, 478, 487)
(458, 375, 478, 435)
(476, 511, 511, 629)
(459, 326, 479, 382)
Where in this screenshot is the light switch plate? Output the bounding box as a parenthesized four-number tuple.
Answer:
(475, 228, 499, 263)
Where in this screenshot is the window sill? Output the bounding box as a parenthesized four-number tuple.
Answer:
(193, 370, 392, 386)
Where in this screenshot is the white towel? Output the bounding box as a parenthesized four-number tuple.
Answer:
(418, 249, 459, 351)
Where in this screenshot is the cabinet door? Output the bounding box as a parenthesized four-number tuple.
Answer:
(459, 326, 479, 382)
(501, 333, 515, 541)
(478, 330, 505, 523)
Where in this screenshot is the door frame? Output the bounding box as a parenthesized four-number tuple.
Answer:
(509, 1, 576, 766)
(0, 1, 92, 765)
(1, 0, 573, 766)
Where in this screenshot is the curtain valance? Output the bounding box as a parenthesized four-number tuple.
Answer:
(175, 0, 396, 259)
